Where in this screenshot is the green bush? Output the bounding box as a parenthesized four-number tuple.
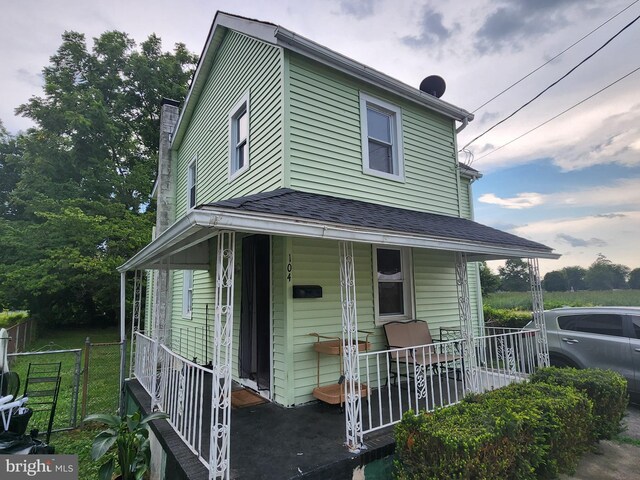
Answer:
(394, 382, 593, 480)
(483, 306, 533, 328)
(530, 367, 628, 440)
(0, 310, 28, 328)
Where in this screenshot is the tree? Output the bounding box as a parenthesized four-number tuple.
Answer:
(0, 31, 197, 325)
(544, 270, 568, 292)
(627, 268, 640, 290)
(584, 254, 629, 291)
(479, 261, 501, 296)
(498, 259, 530, 292)
(561, 266, 586, 291)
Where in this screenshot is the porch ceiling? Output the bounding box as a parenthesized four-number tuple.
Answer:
(119, 189, 558, 272)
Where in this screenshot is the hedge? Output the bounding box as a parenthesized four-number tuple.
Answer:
(483, 306, 533, 329)
(394, 382, 593, 480)
(530, 367, 628, 440)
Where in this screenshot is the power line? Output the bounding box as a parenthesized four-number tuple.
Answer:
(472, 65, 640, 162)
(471, 0, 640, 114)
(460, 11, 640, 152)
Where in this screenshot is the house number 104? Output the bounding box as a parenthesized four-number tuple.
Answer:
(287, 254, 292, 282)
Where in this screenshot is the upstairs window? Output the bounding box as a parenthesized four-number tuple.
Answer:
(373, 246, 413, 322)
(187, 158, 197, 210)
(183, 270, 193, 318)
(360, 93, 404, 181)
(229, 91, 250, 180)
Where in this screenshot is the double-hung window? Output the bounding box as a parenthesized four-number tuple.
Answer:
(183, 270, 193, 318)
(360, 92, 404, 181)
(373, 247, 413, 322)
(229, 91, 250, 180)
(187, 158, 197, 210)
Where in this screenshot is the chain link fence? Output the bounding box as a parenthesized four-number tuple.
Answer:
(7, 337, 124, 434)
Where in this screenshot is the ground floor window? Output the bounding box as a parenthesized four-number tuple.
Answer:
(373, 246, 413, 323)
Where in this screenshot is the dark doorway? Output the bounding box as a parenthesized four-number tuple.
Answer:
(239, 234, 271, 392)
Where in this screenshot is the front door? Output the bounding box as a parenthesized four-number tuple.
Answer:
(239, 234, 271, 395)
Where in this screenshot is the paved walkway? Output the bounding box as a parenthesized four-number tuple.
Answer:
(560, 405, 640, 480)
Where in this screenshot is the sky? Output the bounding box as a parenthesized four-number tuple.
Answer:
(2, 0, 639, 275)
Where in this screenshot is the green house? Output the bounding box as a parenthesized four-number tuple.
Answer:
(120, 11, 558, 480)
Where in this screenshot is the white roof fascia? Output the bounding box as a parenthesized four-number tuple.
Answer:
(119, 208, 559, 271)
(272, 27, 473, 122)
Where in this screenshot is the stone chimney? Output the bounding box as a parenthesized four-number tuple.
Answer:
(154, 98, 180, 344)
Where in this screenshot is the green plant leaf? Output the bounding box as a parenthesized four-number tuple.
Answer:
(85, 413, 122, 427)
(97, 458, 114, 480)
(139, 411, 168, 425)
(91, 431, 117, 460)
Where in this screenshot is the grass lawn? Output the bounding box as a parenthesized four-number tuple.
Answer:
(9, 326, 123, 479)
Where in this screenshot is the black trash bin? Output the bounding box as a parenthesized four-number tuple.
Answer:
(8, 407, 33, 435)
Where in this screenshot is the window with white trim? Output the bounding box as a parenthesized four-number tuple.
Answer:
(360, 92, 404, 181)
(187, 158, 197, 210)
(229, 91, 250, 180)
(373, 247, 413, 322)
(182, 270, 193, 318)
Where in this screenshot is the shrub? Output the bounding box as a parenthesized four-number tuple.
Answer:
(530, 367, 628, 440)
(483, 306, 533, 328)
(394, 382, 593, 480)
(0, 310, 28, 328)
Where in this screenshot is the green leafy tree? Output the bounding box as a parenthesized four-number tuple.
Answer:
(0, 31, 197, 325)
(585, 254, 629, 291)
(561, 266, 586, 291)
(627, 268, 640, 290)
(498, 259, 530, 292)
(544, 270, 568, 292)
(479, 261, 501, 296)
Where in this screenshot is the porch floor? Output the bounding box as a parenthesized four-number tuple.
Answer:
(126, 379, 395, 480)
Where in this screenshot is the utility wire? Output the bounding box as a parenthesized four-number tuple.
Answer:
(472, 65, 640, 162)
(471, 0, 640, 114)
(460, 12, 640, 152)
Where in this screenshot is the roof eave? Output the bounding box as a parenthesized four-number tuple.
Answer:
(119, 209, 559, 271)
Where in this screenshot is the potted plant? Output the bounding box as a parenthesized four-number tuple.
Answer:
(85, 410, 168, 480)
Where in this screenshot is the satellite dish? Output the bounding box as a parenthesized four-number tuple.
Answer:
(419, 75, 446, 98)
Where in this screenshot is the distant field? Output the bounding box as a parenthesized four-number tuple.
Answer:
(484, 290, 640, 310)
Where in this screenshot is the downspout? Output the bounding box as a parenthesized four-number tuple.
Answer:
(455, 116, 469, 133)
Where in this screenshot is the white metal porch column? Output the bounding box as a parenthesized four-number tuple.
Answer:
(339, 241, 363, 452)
(455, 252, 479, 393)
(209, 231, 236, 479)
(528, 258, 550, 367)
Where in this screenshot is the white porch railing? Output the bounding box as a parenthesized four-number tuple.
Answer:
(475, 326, 541, 392)
(133, 331, 156, 397)
(358, 338, 466, 435)
(157, 344, 212, 468)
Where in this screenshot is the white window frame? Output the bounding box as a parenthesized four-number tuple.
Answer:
(228, 91, 250, 182)
(360, 92, 405, 182)
(187, 157, 197, 210)
(182, 270, 193, 319)
(372, 246, 414, 324)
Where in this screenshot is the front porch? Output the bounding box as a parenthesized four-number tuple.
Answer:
(118, 189, 558, 479)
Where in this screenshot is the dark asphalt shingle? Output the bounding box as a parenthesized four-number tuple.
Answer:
(206, 188, 553, 253)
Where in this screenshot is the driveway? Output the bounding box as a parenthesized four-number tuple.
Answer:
(560, 405, 640, 480)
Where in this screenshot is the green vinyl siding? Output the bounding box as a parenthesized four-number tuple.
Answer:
(174, 31, 284, 218)
(459, 176, 473, 219)
(287, 53, 460, 215)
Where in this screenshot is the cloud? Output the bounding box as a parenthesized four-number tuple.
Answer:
(474, 0, 588, 54)
(594, 213, 626, 219)
(555, 233, 606, 248)
(479, 111, 499, 124)
(16, 68, 43, 88)
(478, 192, 544, 209)
(338, 0, 381, 19)
(402, 7, 460, 47)
(479, 178, 640, 210)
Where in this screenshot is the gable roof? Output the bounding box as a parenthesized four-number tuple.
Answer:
(119, 188, 558, 271)
(172, 11, 474, 150)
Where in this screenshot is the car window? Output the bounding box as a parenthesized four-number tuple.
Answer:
(557, 314, 625, 337)
(632, 316, 640, 339)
